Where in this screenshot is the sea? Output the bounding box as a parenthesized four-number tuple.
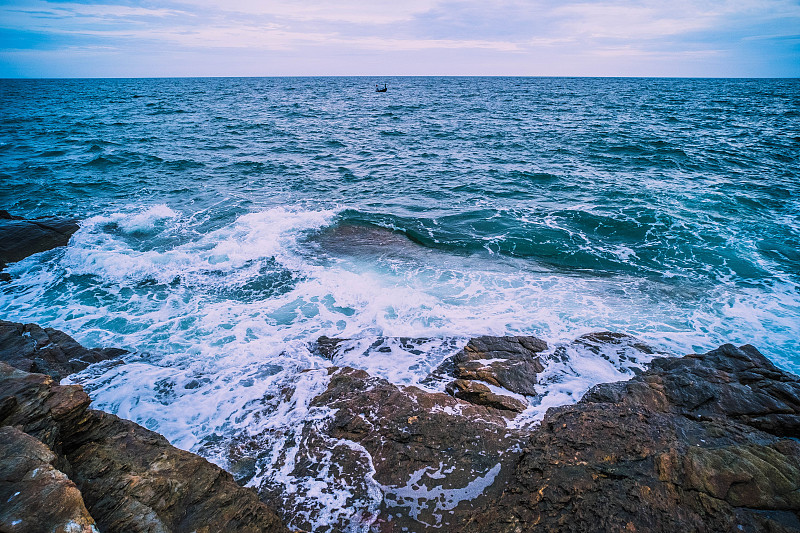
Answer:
(1, 77, 799, 529)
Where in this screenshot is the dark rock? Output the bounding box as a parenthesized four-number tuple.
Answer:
(314, 335, 346, 360)
(432, 335, 547, 397)
(222, 366, 526, 532)
(460, 343, 800, 533)
(0, 210, 23, 220)
(0, 272, 10, 282)
(0, 362, 288, 533)
(445, 378, 527, 412)
(550, 330, 658, 371)
(0, 426, 97, 533)
(0, 215, 79, 270)
(0, 320, 128, 380)
(242, 339, 800, 532)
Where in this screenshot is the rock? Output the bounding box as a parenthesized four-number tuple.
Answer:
(305, 222, 418, 259)
(314, 335, 346, 360)
(0, 362, 288, 533)
(0, 214, 79, 270)
(445, 378, 527, 412)
(0, 320, 128, 380)
(572, 331, 656, 354)
(0, 210, 23, 220)
(430, 335, 546, 406)
(220, 366, 527, 532)
(460, 343, 800, 533)
(550, 330, 658, 372)
(451, 336, 546, 396)
(0, 426, 97, 533)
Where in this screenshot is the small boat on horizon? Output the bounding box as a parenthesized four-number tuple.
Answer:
(375, 83, 387, 93)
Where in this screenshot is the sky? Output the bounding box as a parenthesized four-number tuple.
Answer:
(0, 0, 798, 77)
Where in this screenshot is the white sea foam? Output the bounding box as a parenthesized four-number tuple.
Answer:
(2, 203, 799, 532)
(381, 463, 502, 528)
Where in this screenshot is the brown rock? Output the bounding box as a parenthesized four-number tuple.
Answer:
(0, 320, 127, 380)
(0, 361, 288, 533)
(461, 343, 800, 533)
(433, 335, 547, 397)
(445, 378, 527, 412)
(0, 426, 97, 533)
(221, 366, 526, 532)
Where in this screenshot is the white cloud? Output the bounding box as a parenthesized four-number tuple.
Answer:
(179, 0, 442, 24)
(1, 0, 798, 75)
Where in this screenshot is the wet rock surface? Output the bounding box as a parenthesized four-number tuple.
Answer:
(0, 320, 128, 380)
(220, 335, 800, 532)
(0, 355, 287, 533)
(0, 425, 97, 533)
(445, 378, 527, 412)
(431, 335, 547, 408)
(0, 213, 79, 272)
(216, 365, 527, 532)
(3, 322, 799, 533)
(460, 343, 800, 533)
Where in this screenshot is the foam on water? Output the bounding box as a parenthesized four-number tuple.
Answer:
(381, 463, 502, 528)
(3, 202, 799, 531)
(2, 77, 799, 530)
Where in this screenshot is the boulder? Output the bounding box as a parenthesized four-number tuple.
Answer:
(0, 362, 288, 533)
(445, 378, 527, 412)
(0, 214, 79, 271)
(428, 336, 547, 410)
(0, 426, 97, 533)
(447, 336, 546, 395)
(0, 320, 128, 380)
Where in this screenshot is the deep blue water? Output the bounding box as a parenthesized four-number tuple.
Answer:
(1, 77, 799, 528)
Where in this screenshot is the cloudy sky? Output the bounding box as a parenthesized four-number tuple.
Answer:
(1, 0, 798, 77)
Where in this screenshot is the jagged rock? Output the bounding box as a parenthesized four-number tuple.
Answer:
(429, 335, 546, 410)
(549, 331, 658, 372)
(314, 335, 346, 360)
(445, 378, 527, 412)
(226, 366, 526, 532)
(460, 343, 800, 533)
(0, 426, 97, 533)
(0, 214, 79, 270)
(450, 336, 545, 396)
(572, 331, 656, 354)
(0, 320, 127, 380)
(0, 362, 288, 533)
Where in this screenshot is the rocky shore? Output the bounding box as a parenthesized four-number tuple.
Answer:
(0, 322, 287, 533)
(1, 321, 798, 532)
(1, 213, 799, 532)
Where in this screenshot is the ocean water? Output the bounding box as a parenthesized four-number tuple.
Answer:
(1, 77, 799, 529)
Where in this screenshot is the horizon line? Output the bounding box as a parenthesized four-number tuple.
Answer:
(2, 75, 799, 80)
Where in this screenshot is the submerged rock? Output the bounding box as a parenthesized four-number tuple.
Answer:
(0, 360, 288, 533)
(0, 213, 79, 271)
(0, 320, 128, 380)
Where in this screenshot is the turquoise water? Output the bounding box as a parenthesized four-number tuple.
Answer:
(1, 77, 799, 529)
